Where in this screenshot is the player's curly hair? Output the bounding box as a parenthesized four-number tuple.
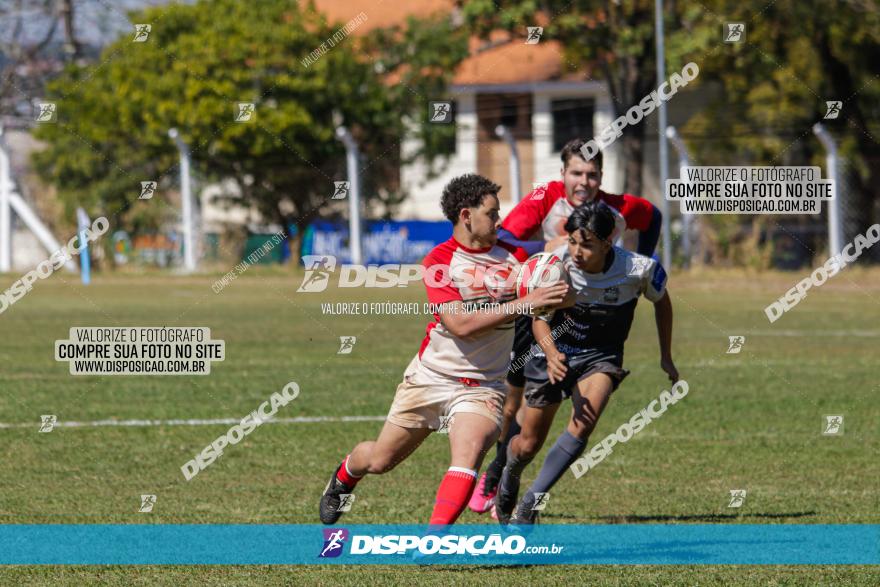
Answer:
(561, 138, 603, 170)
(564, 201, 615, 242)
(440, 174, 501, 224)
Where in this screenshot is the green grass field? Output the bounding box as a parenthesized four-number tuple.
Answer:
(1, 266, 878, 585)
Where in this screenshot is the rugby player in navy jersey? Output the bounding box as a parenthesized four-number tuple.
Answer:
(470, 139, 663, 514)
(495, 201, 679, 524)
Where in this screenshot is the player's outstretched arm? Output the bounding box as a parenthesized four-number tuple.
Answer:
(497, 228, 544, 256)
(544, 235, 569, 252)
(439, 283, 569, 339)
(533, 318, 567, 384)
(653, 290, 679, 383)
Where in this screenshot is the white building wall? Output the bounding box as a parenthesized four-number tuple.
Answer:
(593, 92, 625, 195)
(397, 82, 706, 220)
(531, 93, 557, 186)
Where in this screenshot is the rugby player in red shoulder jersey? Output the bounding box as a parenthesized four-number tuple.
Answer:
(499, 139, 661, 256)
(320, 174, 568, 527)
(469, 139, 663, 515)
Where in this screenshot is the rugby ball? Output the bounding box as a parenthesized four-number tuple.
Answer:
(515, 252, 570, 315)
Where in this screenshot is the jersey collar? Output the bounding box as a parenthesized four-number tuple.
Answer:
(451, 236, 493, 254)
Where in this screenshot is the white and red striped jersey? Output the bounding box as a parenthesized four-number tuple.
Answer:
(418, 237, 528, 381)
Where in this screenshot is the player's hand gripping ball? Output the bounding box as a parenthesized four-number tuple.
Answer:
(515, 252, 570, 317)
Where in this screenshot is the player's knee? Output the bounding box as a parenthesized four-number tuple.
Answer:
(517, 433, 543, 458)
(571, 406, 598, 434)
(568, 418, 593, 440)
(366, 454, 398, 475)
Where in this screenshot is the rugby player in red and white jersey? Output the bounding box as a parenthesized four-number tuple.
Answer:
(469, 138, 663, 514)
(319, 174, 569, 527)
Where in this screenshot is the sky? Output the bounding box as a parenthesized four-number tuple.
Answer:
(1, 0, 183, 51)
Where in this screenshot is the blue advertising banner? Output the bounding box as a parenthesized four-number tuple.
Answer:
(302, 221, 451, 265)
(2, 524, 878, 565)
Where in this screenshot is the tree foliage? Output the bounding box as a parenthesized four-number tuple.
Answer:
(33, 0, 467, 245)
(465, 0, 879, 263)
(666, 0, 880, 240)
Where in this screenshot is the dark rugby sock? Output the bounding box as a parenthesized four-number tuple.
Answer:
(486, 419, 522, 481)
(499, 440, 534, 494)
(522, 430, 586, 503)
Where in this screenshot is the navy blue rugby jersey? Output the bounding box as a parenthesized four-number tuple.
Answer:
(538, 245, 667, 354)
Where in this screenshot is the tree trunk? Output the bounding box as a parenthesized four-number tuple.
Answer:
(60, 0, 81, 62)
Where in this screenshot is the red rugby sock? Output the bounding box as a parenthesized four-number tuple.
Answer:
(335, 455, 362, 488)
(429, 467, 477, 526)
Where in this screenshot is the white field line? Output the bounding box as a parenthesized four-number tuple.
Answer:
(0, 415, 386, 430)
(749, 330, 880, 337)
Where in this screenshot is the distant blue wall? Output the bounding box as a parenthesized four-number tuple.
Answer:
(302, 221, 451, 264)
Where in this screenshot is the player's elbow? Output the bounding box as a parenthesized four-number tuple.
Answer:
(441, 315, 472, 338)
(454, 323, 480, 338)
(653, 291, 672, 312)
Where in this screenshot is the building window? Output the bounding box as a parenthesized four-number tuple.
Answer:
(551, 98, 594, 151)
(476, 93, 532, 140)
(500, 100, 518, 129)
